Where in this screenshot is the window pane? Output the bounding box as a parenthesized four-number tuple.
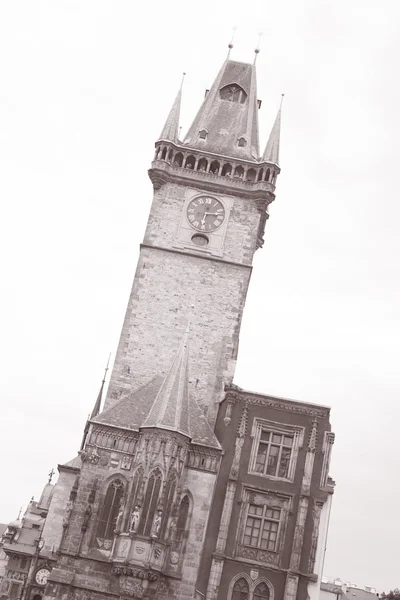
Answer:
(260, 431, 270, 442)
(254, 582, 270, 600)
(232, 578, 249, 600)
(283, 435, 293, 447)
(255, 446, 267, 473)
(279, 448, 291, 478)
(272, 433, 282, 444)
(266, 446, 279, 476)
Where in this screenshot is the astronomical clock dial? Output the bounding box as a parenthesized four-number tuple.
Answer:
(35, 568, 51, 585)
(186, 196, 225, 232)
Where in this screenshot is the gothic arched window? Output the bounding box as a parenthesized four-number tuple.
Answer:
(97, 479, 125, 541)
(238, 137, 247, 147)
(160, 473, 177, 539)
(125, 467, 143, 531)
(254, 582, 270, 600)
(232, 578, 250, 600)
(176, 494, 190, 542)
(140, 468, 162, 536)
(220, 84, 247, 104)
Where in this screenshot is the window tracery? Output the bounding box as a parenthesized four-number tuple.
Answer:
(97, 479, 125, 541)
(139, 468, 163, 536)
(220, 84, 247, 104)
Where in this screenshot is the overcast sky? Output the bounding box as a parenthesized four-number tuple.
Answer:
(1, 0, 399, 592)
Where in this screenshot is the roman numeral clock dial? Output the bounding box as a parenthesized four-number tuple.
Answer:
(186, 196, 225, 232)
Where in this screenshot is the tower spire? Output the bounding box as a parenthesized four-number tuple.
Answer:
(80, 355, 110, 450)
(90, 354, 110, 419)
(158, 74, 185, 143)
(227, 26, 237, 59)
(141, 328, 191, 438)
(262, 94, 284, 165)
(253, 32, 262, 64)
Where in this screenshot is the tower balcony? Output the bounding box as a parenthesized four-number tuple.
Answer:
(112, 533, 184, 579)
(148, 141, 279, 202)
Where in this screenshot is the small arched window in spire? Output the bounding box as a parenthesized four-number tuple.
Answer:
(238, 137, 247, 148)
(220, 84, 247, 104)
(199, 129, 208, 140)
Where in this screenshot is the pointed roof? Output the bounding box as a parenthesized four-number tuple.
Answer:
(158, 84, 182, 143)
(141, 329, 190, 436)
(90, 380, 104, 419)
(262, 102, 282, 165)
(183, 59, 260, 160)
(92, 337, 221, 449)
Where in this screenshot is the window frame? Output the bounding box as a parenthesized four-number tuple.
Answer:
(249, 419, 304, 482)
(243, 503, 281, 552)
(228, 574, 274, 600)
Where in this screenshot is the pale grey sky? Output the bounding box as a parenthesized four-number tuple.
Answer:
(1, 0, 399, 592)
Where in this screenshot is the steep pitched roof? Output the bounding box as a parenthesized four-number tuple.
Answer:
(92, 335, 220, 449)
(183, 59, 260, 160)
(158, 86, 182, 143)
(141, 329, 190, 436)
(262, 103, 282, 165)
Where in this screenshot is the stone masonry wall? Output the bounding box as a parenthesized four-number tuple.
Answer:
(105, 180, 264, 426)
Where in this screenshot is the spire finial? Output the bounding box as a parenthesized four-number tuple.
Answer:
(280, 93, 285, 109)
(48, 468, 55, 484)
(180, 72, 186, 89)
(17, 507, 22, 520)
(253, 32, 263, 64)
(227, 26, 237, 58)
(102, 353, 111, 385)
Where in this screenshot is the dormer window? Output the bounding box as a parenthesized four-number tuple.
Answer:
(238, 137, 247, 148)
(220, 84, 247, 104)
(199, 129, 208, 140)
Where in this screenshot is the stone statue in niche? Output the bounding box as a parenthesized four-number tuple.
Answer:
(130, 505, 141, 533)
(82, 504, 92, 531)
(168, 516, 177, 541)
(151, 510, 162, 538)
(62, 500, 74, 528)
(115, 498, 125, 534)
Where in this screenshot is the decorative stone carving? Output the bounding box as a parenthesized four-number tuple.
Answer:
(151, 510, 162, 538)
(284, 574, 299, 600)
(62, 500, 74, 528)
(289, 496, 309, 570)
(111, 566, 158, 581)
(308, 501, 324, 573)
(120, 576, 144, 598)
(250, 569, 259, 581)
(320, 432, 335, 489)
(81, 504, 92, 532)
(238, 545, 278, 565)
(229, 404, 248, 480)
(88, 478, 98, 504)
(129, 506, 141, 533)
(308, 419, 318, 451)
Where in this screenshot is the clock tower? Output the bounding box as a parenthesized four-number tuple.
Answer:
(105, 57, 282, 425)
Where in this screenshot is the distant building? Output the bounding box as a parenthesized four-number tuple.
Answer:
(320, 577, 378, 600)
(1, 484, 54, 599)
(5, 48, 336, 600)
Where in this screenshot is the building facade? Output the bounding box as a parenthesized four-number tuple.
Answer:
(4, 51, 335, 600)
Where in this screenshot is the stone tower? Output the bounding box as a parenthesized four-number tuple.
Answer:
(31, 52, 334, 600)
(104, 57, 282, 425)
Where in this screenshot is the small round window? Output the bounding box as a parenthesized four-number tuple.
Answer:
(191, 234, 209, 247)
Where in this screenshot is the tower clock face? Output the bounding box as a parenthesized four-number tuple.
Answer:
(35, 568, 51, 585)
(186, 196, 225, 232)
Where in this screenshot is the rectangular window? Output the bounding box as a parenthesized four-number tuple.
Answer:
(255, 431, 294, 478)
(243, 503, 281, 552)
(249, 419, 304, 482)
